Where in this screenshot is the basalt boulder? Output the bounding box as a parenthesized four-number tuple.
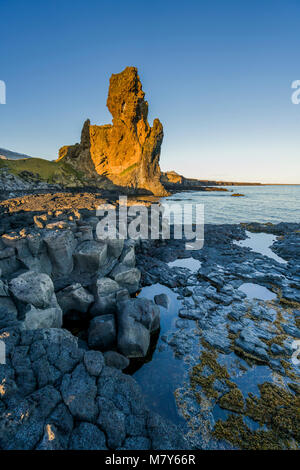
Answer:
(117, 298, 160, 358)
(9, 271, 55, 310)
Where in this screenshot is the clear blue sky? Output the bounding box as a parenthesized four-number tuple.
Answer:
(1, 0, 300, 183)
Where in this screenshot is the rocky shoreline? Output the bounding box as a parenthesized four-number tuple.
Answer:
(0, 195, 299, 450)
(0, 203, 192, 450)
(135, 222, 300, 449)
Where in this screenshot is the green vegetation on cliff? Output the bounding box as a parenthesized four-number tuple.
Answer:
(0, 157, 86, 186)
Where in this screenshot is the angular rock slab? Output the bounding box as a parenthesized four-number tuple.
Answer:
(90, 277, 129, 316)
(111, 264, 141, 294)
(74, 240, 107, 273)
(44, 230, 76, 277)
(24, 304, 62, 330)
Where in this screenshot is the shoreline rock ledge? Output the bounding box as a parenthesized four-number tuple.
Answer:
(58, 66, 168, 197)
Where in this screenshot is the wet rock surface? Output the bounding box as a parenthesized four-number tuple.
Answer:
(0, 208, 299, 450)
(135, 222, 300, 449)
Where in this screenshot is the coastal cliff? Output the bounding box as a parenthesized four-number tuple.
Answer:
(0, 67, 263, 198)
(58, 67, 168, 196)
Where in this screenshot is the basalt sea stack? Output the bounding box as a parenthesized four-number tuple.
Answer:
(58, 67, 168, 196)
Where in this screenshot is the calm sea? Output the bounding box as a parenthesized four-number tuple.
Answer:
(162, 185, 300, 224)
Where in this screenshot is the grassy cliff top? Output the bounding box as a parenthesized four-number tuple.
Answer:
(0, 157, 85, 185)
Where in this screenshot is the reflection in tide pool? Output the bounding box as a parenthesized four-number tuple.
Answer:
(238, 282, 277, 301)
(131, 284, 187, 425)
(218, 352, 277, 397)
(234, 230, 287, 264)
(129, 279, 297, 449)
(168, 257, 202, 273)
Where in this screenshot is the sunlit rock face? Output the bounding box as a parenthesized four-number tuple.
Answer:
(58, 67, 168, 196)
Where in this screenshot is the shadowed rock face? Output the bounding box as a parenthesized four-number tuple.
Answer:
(58, 67, 168, 196)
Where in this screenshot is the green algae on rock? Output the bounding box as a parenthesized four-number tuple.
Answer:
(219, 388, 245, 413)
(214, 381, 300, 449)
(190, 350, 230, 400)
(213, 415, 285, 450)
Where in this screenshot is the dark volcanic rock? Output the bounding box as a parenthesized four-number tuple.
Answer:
(97, 396, 126, 448)
(110, 264, 141, 294)
(69, 422, 107, 450)
(83, 350, 105, 376)
(74, 240, 108, 273)
(90, 276, 128, 317)
(61, 363, 98, 421)
(56, 283, 94, 316)
(154, 293, 170, 309)
(117, 298, 160, 358)
(0, 325, 187, 450)
(103, 350, 130, 370)
(88, 314, 116, 351)
(1, 204, 298, 451)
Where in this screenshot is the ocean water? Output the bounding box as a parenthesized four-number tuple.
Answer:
(167, 257, 202, 272)
(233, 230, 287, 264)
(162, 185, 300, 224)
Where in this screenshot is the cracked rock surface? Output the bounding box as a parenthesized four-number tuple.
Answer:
(0, 327, 188, 450)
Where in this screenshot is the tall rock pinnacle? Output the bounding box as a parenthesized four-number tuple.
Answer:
(58, 67, 168, 196)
